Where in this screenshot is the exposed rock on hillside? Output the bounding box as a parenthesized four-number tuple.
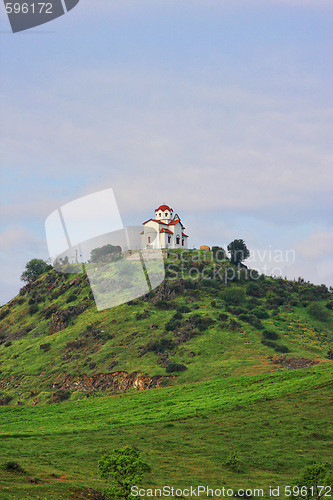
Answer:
(52, 370, 172, 394)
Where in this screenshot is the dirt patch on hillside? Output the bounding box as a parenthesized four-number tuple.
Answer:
(268, 355, 319, 370)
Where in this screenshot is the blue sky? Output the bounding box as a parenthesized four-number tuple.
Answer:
(0, 0, 332, 304)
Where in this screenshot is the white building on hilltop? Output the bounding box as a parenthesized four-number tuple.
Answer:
(141, 204, 189, 249)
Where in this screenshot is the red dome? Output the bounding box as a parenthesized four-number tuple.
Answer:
(155, 204, 172, 212)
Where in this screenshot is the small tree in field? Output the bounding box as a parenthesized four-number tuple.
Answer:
(227, 239, 250, 266)
(292, 463, 332, 499)
(98, 446, 151, 500)
(20, 259, 52, 284)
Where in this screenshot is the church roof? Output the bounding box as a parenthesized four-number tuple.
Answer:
(182, 233, 189, 238)
(155, 204, 172, 212)
(160, 228, 173, 234)
(142, 218, 168, 225)
(168, 219, 180, 225)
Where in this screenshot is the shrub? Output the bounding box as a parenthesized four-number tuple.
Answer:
(39, 343, 51, 352)
(177, 305, 191, 313)
(66, 294, 77, 303)
(222, 287, 246, 306)
(252, 308, 269, 319)
(28, 304, 39, 315)
(218, 313, 228, 321)
(274, 345, 289, 353)
(327, 350, 333, 360)
(262, 329, 279, 340)
(2, 461, 26, 473)
(0, 309, 9, 320)
(172, 312, 183, 320)
(0, 394, 13, 405)
(261, 339, 277, 349)
(224, 452, 242, 472)
(165, 320, 181, 332)
(146, 338, 175, 353)
(166, 363, 187, 373)
(325, 301, 333, 310)
(246, 282, 264, 298)
(307, 302, 330, 321)
(50, 389, 71, 403)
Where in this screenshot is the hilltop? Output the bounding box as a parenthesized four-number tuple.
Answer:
(0, 249, 332, 405)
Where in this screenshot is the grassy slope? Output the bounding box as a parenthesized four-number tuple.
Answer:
(0, 366, 332, 499)
(0, 250, 332, 498)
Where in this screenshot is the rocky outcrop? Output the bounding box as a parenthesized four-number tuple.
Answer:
(52, 370, 172, 393)
(49, 312, 67, 335)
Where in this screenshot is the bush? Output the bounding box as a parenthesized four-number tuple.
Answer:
(0, 394, 13, 405)
(165, 320, 181, 332)
(172, 312, 183, 320)
(274, 345, 290, 353)
(246, 282, 264, 298)
(261, 339, 277, 349)
(222, 287, 246, 306)
(50, 389, 71, 403)
(39, 343, 51, 352)
(307, 302, 330, 321)
(0, 309, 9, 320)
(2, 461, 26, 473)
(262, 329, 279, 340)
(66, 294, 77, 303)
(28, 304, 39, 315)
(224, 452, 242, 472)
(252, 308, 269, 319)
(166, 363, 187, 373)
(146, 338, 175, 353)
(177, 305, 191, 313)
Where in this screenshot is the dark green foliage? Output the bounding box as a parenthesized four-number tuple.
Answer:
(40, 343, 51, 352)
(177, 305, 191, 313)
(28, 304, 39, 315)
(252, 308, 269, 319)
(327, 350, 333, 360)
(261, 339, 277, 349)
(98, 446, 151, 500)
(263, 330, 280, 340)
(274, 345, 289, 353)
(20, 258, 52, 284)
(307, 302, 330, 321)
(238, 314, 263, 329)
(90, 244, 121, 263)
(173, 312, 183, 320)
(0, 308, 9, 320)
(291, 463, 333, 499)
(166, 363, 187, 373)
(66, 294, 77, 303)
(146, 338, 175, 353)
(325, 301, 333, 310)
(4, 341, 12, 347)
(0, 394, 13, 405)
(154, 300, 175, 310)
(227, 239, 250, 265)
(224, 451, 242, 472)
(50, 389, 71, 403)
(165, 319, 181, 331)
(2, 461, 26, 474)
(218, 313, 228, 321)
(135, 311, 150, 320)
(212, 246, 226, 261)
(222, 287, 246, 306)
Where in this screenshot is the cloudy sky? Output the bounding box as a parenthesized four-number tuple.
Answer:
(0, 0, 332, 304)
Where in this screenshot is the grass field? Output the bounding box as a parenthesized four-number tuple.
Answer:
(0, 365, 332, 499)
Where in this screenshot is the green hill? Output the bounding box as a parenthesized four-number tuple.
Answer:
(0, 249, 332, 498)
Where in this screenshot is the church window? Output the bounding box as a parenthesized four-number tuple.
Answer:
(168, 235, 171, 243)
(176, 236, 180, 244)
(148, 237, 151, 243)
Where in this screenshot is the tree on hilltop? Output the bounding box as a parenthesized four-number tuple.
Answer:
(227, 239, 250, 266)
(20, 259, 52, 284)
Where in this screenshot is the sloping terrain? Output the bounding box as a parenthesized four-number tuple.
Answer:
(0, 249, 332, 498)
(0, 249, 332, 405)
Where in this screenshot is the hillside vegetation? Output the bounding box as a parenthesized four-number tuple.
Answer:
(0, 249, 332, 498)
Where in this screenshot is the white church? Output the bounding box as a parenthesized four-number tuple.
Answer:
(141, 204, 189, 249)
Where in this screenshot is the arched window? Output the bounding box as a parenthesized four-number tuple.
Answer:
(168, 235, 171, 243)
(176, 236, 180, 245)
(182, 239, 184, 246)
(148, 236, 151, 243)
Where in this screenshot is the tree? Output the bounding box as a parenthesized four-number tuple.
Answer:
(20, 259, 52, 284)
(90, 244, 122, 263)
(307, 302, 330, 322)
(291, 463, 333, 499)
(227, 239, 250, 266)
(98, 446, 151, 500)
